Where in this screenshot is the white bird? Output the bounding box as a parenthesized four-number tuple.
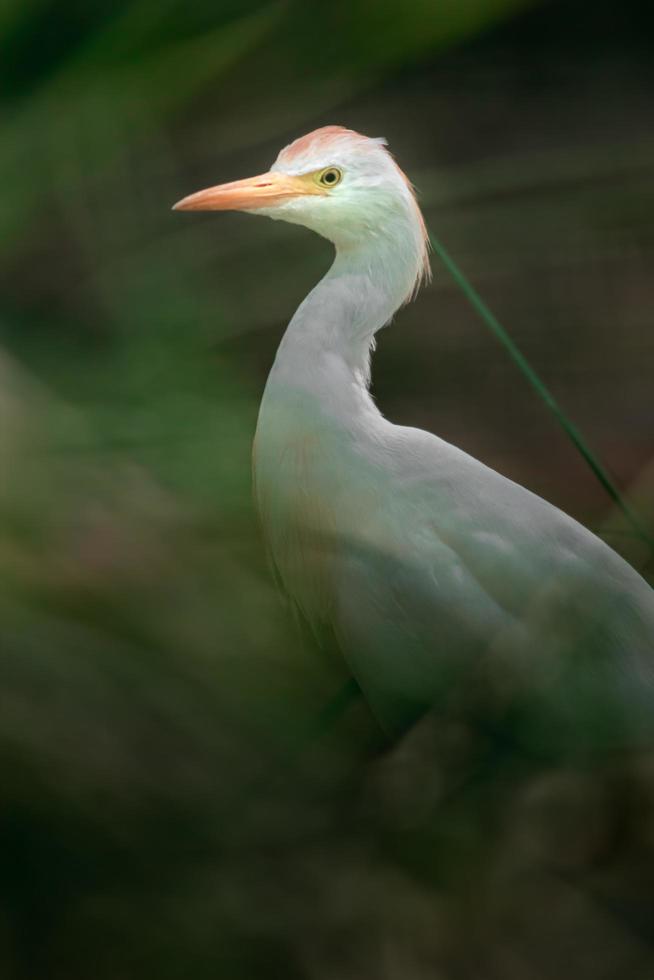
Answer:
(175, 126, 654, 743)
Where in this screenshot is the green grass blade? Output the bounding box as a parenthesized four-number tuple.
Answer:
(429, 232, 654, 552)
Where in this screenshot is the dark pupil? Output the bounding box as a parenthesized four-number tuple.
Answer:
(324, 170, 337, 183)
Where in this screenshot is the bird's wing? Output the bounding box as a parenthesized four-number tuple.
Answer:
(330, 427, 654, 744)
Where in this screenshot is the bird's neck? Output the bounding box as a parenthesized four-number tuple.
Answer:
(271, 236, 417, 399)
(254, 237, 420, 618)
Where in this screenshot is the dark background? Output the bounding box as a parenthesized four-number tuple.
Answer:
(1, 1, 653, 977)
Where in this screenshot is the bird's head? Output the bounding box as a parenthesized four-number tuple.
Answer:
(174, 126, 430, 296)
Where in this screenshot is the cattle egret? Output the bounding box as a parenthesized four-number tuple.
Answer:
(175, 126, 654, 740)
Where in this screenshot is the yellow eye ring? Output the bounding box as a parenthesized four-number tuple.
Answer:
(317, 167, 342, 188)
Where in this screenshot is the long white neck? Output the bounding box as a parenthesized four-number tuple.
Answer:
(253, 234, 423, 618)
(267, 233, 420, 416)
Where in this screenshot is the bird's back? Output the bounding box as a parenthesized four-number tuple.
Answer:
(331, 424, 654, 740)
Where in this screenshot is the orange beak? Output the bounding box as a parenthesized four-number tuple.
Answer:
(172, 171, 324, 212)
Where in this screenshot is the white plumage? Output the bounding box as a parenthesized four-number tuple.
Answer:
(176, 126, 654, 740)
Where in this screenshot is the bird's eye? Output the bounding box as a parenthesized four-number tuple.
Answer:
(317, 167, 342, 188)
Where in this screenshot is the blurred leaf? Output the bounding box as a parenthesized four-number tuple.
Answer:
(289, 0, 536, 73)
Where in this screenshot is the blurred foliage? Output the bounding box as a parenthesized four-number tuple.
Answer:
(1, 0, 654, 977)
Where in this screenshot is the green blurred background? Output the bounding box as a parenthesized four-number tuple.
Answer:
(1, 1, 654, 977)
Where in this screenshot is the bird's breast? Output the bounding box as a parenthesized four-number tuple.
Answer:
(252, 389, 386, 625)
